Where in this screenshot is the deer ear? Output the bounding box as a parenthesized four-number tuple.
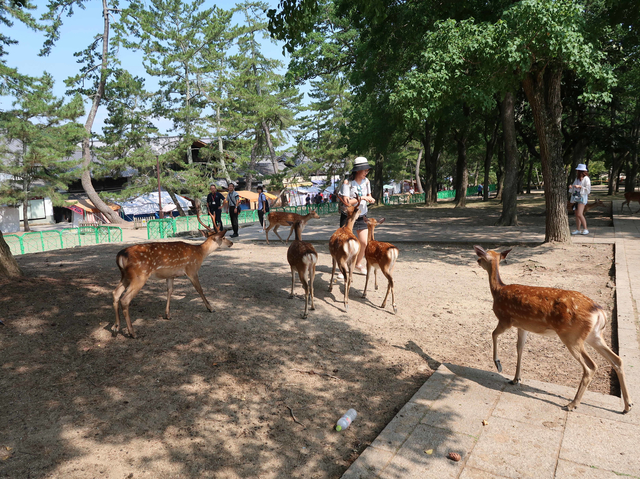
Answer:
(500, 249, 512, 260)
(378, 218, 386, 225)
(474, 245, 487, 258)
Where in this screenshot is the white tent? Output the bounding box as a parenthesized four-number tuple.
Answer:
(117, 190, 191, 216)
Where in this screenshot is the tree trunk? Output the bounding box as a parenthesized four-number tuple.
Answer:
(525, 150, 533, 194)
(483, 110, 500, 201)
(497, 91, 519, 226)
(522, 64, 570, 243)
(167, 190, 186, 216)
(216, 104, 232, 183)
(261, 120, 279, 184)
(22, 178, 30, 232)
(80, 0, 124, 224)
(415, 148, 424, 194)
(567, 138, 588, 188)
(422, 120, 445, 205)
(495, 137, 504, 200)
(0, 231, 22, 278)
(454, 104, 470, 208)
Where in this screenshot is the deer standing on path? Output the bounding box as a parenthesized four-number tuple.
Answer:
(362, 217, 399, 313)
(265, 210, 320, 244)
(328, 197, 361, 311)
(474, 246, 632, 413)
(621, 192, 640, 214)
(112, 201, 233, 338)
(286, 220, 317, 319)
(567, 198, 605, 214)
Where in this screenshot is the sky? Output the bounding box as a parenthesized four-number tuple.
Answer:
(2, 0, 301, 138)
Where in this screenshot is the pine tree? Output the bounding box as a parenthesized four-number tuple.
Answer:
(0, 72, 85, 231)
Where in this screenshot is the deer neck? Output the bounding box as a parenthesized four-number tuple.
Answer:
(488, 262, 504, 294)
(293, 226, 302, 242)
(200, 235, 220, 257)
(367, 225, 375, 242)
(345, 213, 359, 232)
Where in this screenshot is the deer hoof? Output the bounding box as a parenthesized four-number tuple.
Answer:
(344, 304, 349, 312)
(564, 402, 578, 412)
(128, 331, 137, 339)
(301, 313, 308, 319)
(362, 293, 367, 298)
(393, 305, 397, 314)
(289, 294, 294, 299)
(509, 378, 521, 385)
(494, 359, 502, 373)
(110, 327, 118, 337)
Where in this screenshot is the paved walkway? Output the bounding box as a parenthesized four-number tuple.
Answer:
(341, 201, 640, 479)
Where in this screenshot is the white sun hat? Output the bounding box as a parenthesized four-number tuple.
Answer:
(576, 164, 588, 171)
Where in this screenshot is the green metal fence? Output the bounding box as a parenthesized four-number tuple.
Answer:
(147, 210, 261, 240)
(272, 202, 339, 215)
(383, 184, 497, 204)
(4, 226, 123, 256)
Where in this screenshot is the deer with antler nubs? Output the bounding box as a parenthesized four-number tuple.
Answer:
(328, 197, 361, 311)
(111, 200, 232, 338)
(362, 217, 399, 313)
(286, 220, 317, 319)
(474, 246, 632, 413)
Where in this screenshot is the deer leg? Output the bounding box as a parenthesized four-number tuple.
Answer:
(299, 268, 309, 319)
(380, 267, 396, 314)
(289, 266, 296, 298)
(112, 278, 128, 336)
(559, 335, 597, 411)
(329, 258, 336, 292)
(492, 322, 510, 373)
(309, 263, 316, 311)
(118, 276, 148, 339)
(164, 278, 175, 319)
(586, 331, 633, 413)
(374, 268, 379, 290)
(362, 263, 371, 298)
(273, 225, 285, 243)
(186, 271, 213, 312)
(511, 328, 529, 384)
(265, 224, 272, 244)
(286, 225, 294, 244)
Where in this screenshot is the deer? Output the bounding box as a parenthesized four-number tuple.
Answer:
(474, 246, 632, 414)
(362, 217, 399, 314)
(111, 200, 233, 338)
(328, 196, 361, 311)
(286, 220, 318, 319)
(566, 198, 605, 214)
(265, 210, 320, 245)
(621, 191, 640, 214)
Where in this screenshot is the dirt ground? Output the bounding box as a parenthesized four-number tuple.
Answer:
(0, 196, 618, 478)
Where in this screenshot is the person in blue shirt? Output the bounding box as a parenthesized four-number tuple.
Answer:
(257, 185, 269, 232)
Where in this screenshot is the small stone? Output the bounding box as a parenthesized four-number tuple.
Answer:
(482, 420, 488, 426)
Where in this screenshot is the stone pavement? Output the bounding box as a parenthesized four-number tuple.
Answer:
(340, 201, 640, 479)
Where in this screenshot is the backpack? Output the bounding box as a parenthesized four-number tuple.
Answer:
(262, 193, 270, 212)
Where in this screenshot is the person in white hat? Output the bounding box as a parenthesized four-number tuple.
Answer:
(338, 156, 376, 274)
(569, 163, 591, 235)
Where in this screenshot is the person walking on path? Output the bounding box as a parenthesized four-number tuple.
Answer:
(257, 185, 269, 232)
(569, 163, 591, 235)
(227, 183, 240, 237)
(206, 184, 225, 230)
(339, 157, 376, 275)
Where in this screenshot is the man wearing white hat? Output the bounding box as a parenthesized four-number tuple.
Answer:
(569, 163, 591, 235)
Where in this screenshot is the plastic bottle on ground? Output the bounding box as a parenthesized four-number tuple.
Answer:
(335, 409, 357, 431)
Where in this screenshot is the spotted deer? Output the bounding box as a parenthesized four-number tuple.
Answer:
(111, 201, 232, 338)
(328, 197, 361, 311)
(362, 217, 399, 313)
(567, 198, 605, 214)
(265, 210, 320, 244)
(474, 246, 632, 413)
(286, 220, 318, 319)
(621, 192, 640, 214)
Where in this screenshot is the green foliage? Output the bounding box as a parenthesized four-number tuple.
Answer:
(0, 73, 86, 215)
